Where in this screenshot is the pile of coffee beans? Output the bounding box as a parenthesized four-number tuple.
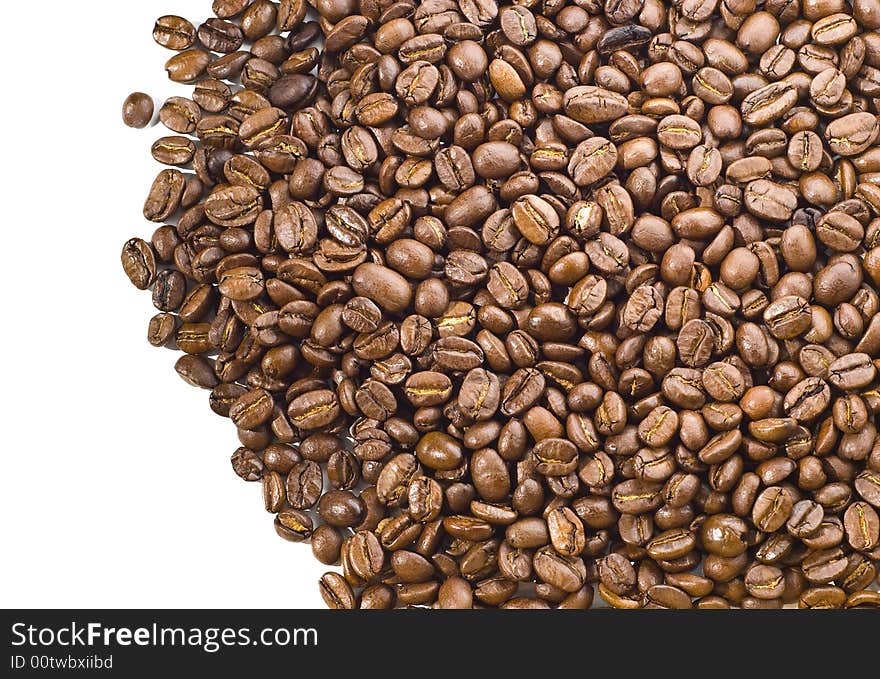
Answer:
(121, 0, 880, 608)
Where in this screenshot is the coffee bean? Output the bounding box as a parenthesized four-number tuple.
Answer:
(352, 263, 412, 315)
(165, 49, 212, 83)
(702, 362, 745, 402)
(175, 355, 218, 389)
(677, 319, 714, 367)
(153, 15, 196, 51)
(844, 501, 880, 550)
(802, 548, 849, 584)
(512, 194, 560, 245)
(159, 97, 201, 134)
(153, 269, 187, 314)
(198, 18, 244, 53)
(121, 238, 157, 290)
(745, 565, 785, 600)
(287, 390, 340, 430)
(829, 353, 877, 391)
(408, 476, 443, 523)
(763, 295, 812, 339)
(753, 487, 795, 532)
(122, 92, 154, 128)
(745, 180, 798, 222)
(416, 431, 464, 471)
(784, 378, 831, 421)
(230, 388, 274, 430)
(143, 169, 185, 222)
(286, 461, 323, 510)
(657, 115, 703, 150)
(568, 137, 618, 186)
(319, 572, 356, 609)
(741, 82, 798, 126)
(275, 509, 313, 542)
(564, 86, 628, 124)
(205, 185, 263, 227)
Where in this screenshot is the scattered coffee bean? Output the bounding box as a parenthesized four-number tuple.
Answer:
(122, 92, 154, 129)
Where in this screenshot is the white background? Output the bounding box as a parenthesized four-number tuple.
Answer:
(0, 1, 325, 607)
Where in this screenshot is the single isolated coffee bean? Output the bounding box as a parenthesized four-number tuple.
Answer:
(120, 0, 880, 609)
(122, 92, 154, 128)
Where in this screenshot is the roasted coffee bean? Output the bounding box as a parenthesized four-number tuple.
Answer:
(288, 390, 340, 430)
(763, 296, 812, 339)
(153, 269, 186, 314)
(121, 238, 157, 290)
(564, 86, 628, 124)
(122, 92, 154, 129)
(175, 355, 218, 389)
(802, 548, 849, 584)
(151, 136, 196, 166)
(276, 509, 313, 542)
(784, 378, 831, 421)
(143, 169, 185, 222)
(829, 353, 877, 390)
(205, 185, 263, 227)
(352, 263, 412, 315)
(844, 501, 880, 550)
(198, 18, 244, 53)
(677, 319, 714, 367)
(165, 49, 212, 83)
(826, 112, 879, 156)
(741, 82, 798, 126)
(568, 138, 618, 186)
(153, 15, 196, 51)
(700, 514, 749, 557)
(753, 487, 795, 532)
(512, 195, 560, 245)
(285, 461, 323, 510)
(657, 115, 703, 150)
(159, 97, 200, 134)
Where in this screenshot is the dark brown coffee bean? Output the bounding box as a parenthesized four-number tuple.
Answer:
(844, 501, 880, 550)
(287, 390, 340, 430)
(198, 18, 244, 53)
(825, 112, 879, 156)
(763, 295, 812, 339)
(753, 487, 795, 532)
(121, 238, 157, 290)
(568, 138, 618, 186)
(285, 461, 323, 509)
(153, 269, 186, 314)
(143, 169, 185, 222)
(122, 92, 154, 128)
(657, 115, 703, 150)
(175, 355, 219, 389)
(230, 388, 274, 430)
(829, 353, 877, 390)
(275, 509, 313, 542)
(205, 185, 263, 227)
(677, 319, 714, 367)
(153, 15, 196, 51)
(564, 86, 629, 124)
(159, 97, 200, 134)
(741, 81, 798, 126)
(512, 194, 560, 245)
(784, 378, 831, 421)
(165, 49, 212, 83)
(352, 263, 412, 315)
